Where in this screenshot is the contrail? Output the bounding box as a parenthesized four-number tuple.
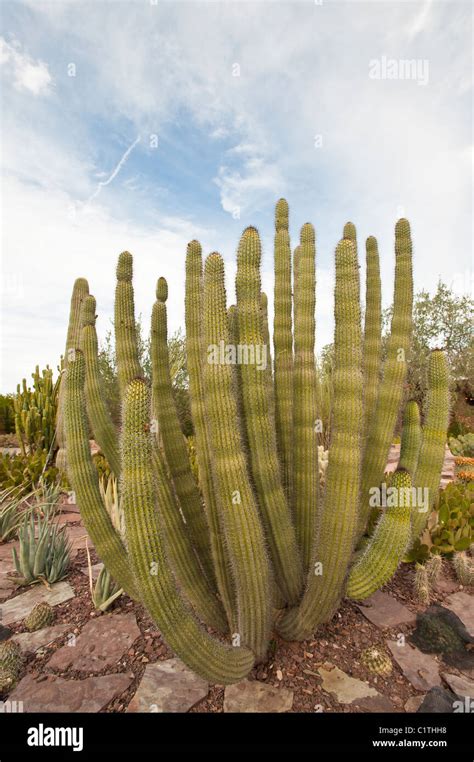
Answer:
(85, 135, 141, 204)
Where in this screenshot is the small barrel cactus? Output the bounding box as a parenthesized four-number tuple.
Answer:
(0, 667, 17, 696)
(360, 646, 392, 676)
(24, 602, 54, 632)
(0, 640, 24, 674)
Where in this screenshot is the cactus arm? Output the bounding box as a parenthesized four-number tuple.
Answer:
(411, 350, 450, 542)
(347, 469, 413, 600)
(114, 251, 142, 397)
(64, 350, 138, 599)
(362, 236, 382, 435)
(277, 238, 363, 640)
(150, 445, 227, 632)
(293, 223, 319, 570)
(398, 400, 421, 476)
(121, 377, 254, 684)
(80, 295, 121, 478)
(56, 278, 89, 471)
(186, 242, 236, 630)
(236, 227, 303, 605)
(273, 199, 294, 501)
(151, 278, 216, 590)
(357, 219, 413, 538)
(204, 252, 272, 661)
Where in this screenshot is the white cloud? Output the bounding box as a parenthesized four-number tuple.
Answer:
(84, 136, 141, 205)
(0, 175, 219, 392)
(0, 37, 52, 95)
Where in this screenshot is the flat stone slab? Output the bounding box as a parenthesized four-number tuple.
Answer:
(0, 582, 74, 626)
(65, 524, 90, 557)
(224, 680, 294, 713)
(318, 665, 378, 704)
(418, 687, 457, 713)
(47, 612, 140, 672)
(443, 592, 474, 638)
(405, 695, 424, 712)
(0, 541, 18, 576)
(352, 694, 398, 712)
(11, 624, 70, 653)
(388, 641, 441, 691)
(127, 658, 208, 713)
(357, 591, 416, 628)
(80, 562, 103, 581)
(9, 672, 131, 712)
(442, 672, 474, 699)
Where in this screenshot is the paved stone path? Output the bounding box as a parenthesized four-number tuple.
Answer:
(46, 613, 140, 673)
(0, 581, 75, 626)
(223, 679, 294, 713)
(127, 658, 208, 713)
(9, 672, 132, 712)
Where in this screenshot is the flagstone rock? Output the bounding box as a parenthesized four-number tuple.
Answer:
(0, 582, 74, 626)
(127, 658, 208, 713)
(0, 541, 17, 576)
(224, 679, 294, 713)
(11, 624, 71, 653)
(318, 665, 378, 704)
(357, 590, 416, 628)
(442, 672, 474, 699)
(65, 524, 90, 557)
(0, 624, 12, 642)
(80, 562, 103, 581)
(387, 640, 441, 691)
(9, 672, 131, 712)
(46, 612, 140, 672)
(352, 694, 399, 712)
(417, 686, 457, 713)
(443, 592, 474, 638)
(404, 695, 424, 712)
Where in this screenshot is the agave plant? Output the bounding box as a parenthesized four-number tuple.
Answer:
(0, 487, 32, 542)
(11, 512, 71, 586)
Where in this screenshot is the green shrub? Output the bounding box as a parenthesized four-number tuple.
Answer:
(449, 433, 474, 457)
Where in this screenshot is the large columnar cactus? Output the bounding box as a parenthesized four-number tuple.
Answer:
(64, 200, 449, 683)
(14, 365, 59, 456)
(56, 277, 89, 471)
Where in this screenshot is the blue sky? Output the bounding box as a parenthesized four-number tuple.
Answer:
(1, 0, 472, 391)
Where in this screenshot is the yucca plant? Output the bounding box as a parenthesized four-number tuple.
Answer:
(11, 512, 71, 586)
(63, 201, 449, 683)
